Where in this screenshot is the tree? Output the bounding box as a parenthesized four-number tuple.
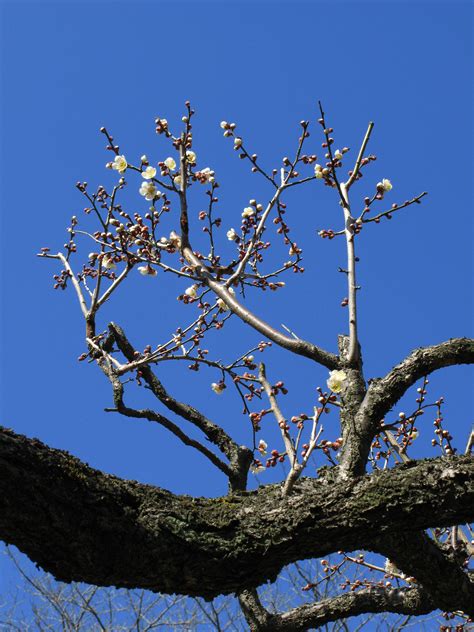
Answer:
(1, 102, 473, 631)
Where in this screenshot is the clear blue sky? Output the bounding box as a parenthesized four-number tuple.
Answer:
(0, 0, 472, 611)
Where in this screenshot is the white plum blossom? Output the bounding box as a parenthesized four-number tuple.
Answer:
(211, 382, 225, 394)
(164, 157, 177, 171)
(138, 265, 157, 277)
(242, 206, 255, 219)
(220, 121, 228, 129)
(140, 154, 148, 162)
(102, 255, 116, 270)
(314, 164, 323, 178)
(227, 228, 237, 241)
(139, 181, 160, 201)
(250, 463, 266, 475)
(334, 149, 343, 160)
(185, 284, 198, 298)
(377, 178, 392, 192)
(112, 155, 128, 174)
(234, 137, 242, 149)
(217, 287, 235, 311)
(173, 175, 182, 188)
(327, 369, 347, 393)
(199, 167, 213, 182)
(186, 150, 197, 164)
(169, 231, 181, 248)
(257, 439, 268, 455)
(141, 166, 157, 180)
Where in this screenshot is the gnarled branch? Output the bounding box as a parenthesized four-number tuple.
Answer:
(1, 425, 473, 601)
(339, 337, 474, 477)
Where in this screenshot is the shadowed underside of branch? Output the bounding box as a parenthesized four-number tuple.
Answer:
(1, 426, 473, 606)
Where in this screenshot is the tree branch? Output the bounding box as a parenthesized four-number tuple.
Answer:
(183, 247, 340, 369)
(250, 587, 434, 631)
(108, 323, 252, 491)
(375, 531, 474, 617)
(339, 337, 474, 477)
(1, 425, 473, 600)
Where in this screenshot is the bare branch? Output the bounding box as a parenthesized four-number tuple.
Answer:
(247, 587, 434, 631)
(345, 121, 374, 189)
(108, 322, 253, 490)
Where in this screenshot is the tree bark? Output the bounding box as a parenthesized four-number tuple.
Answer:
(1, 426, 473, 602)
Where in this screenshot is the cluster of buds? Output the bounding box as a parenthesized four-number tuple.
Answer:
(318, 229, 336, 239)
(155, 117, 170, 135)
(291, 412, 309, 430)
(266, 448, 285, 468)
(319, 438, 343, 458)
(220, 120, 236, 136)
(271, 380, 288, 396)
(249, 409, 270, 431)
(432, 401, 456, 455)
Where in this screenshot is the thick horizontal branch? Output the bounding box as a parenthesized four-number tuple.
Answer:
(339, 337, 474, 477)
(1, 426, 473, 601)
(240, 586, 435, 631)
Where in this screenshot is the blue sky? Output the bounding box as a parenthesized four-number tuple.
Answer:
(1, 0, 472, 613)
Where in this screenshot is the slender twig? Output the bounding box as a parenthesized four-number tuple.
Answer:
(345, 122, 374, 189)
(259, 363, 296, 467)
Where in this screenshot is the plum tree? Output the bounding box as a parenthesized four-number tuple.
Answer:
(1, 102, 473, 631)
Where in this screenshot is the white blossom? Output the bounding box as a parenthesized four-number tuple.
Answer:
(250, 463, 266, 474)
(186, 150, 197, 164)
(139, 181, 160, 201)
(185, 284, 198, 298)
(199, 167, 213, 182)
(138, 265, 157, 277)
(227, 228, 237, 241)
(211, 382, 225, 394)
(112, 155, 127, 174)
(257, 439, 267, 455)
(169, 231, 181, 248)
(334, 149, 343, 160)
(102, 255, 116, 270)
(242, 206, 255, 219)
(314, 164, 323, 178)
(377, 178, 393, 192)
(217, 287, 235, 311)
(327, 369, 347, 393)
(234, 137, 242, 149)
(164, 157, 177, 171)
(141, 166, 157, 180)
(173, 175, 182, 187)
(220, 121, 228, 129)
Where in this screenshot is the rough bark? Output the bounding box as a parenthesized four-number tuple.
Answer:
(1, 425, 473, 602)
(339, 337, 474, 477)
